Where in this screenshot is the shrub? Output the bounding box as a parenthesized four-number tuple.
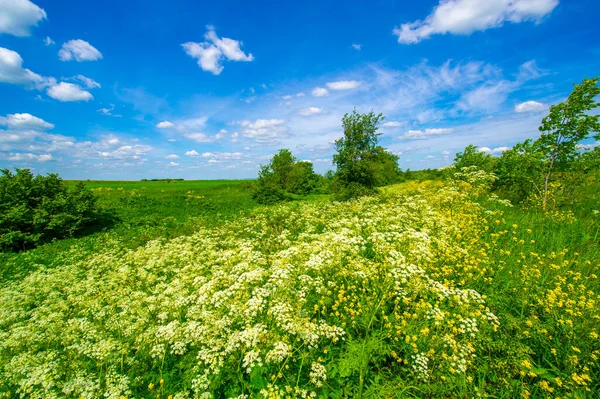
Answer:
(252, 150, 321, 204)
(251, 165, 287, 205)
(0, 169, 100, 252)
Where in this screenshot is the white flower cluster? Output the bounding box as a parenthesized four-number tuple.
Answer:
(0, 173, 503, 398)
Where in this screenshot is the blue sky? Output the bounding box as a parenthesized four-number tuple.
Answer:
(1, 0, 599, 179)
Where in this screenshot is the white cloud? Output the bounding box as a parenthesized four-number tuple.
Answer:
(179, 117, 208, 129)
(312, 87, 329, 97)
(184, 132, 212, 142)
(58, 39, 103, 62)
(401, 128, 453, 140)
(239, 119, 289, 143)
(156, 121, 175, 129)
(577, 142, 599, 150)
(44, 36, 55, 46)
(97, 145, 152, 159)
(352, 43, 362, 50)
(394, 0, 559, 44)
(299, 107, 324, 116)
(165, 154, 179, 159)
(0, 47, 46, 87)
(282, 95, 293, 100)
(46, 82, 93, 102)
(0, 0, 46, 36)
(168, 162, 179, 166)
(515, 100, 546, 113)
(202, 151, 243, 161)
(382, 121, 406, 128)
(73, 74, 100, 89)
(478, 146, 511, 154)
(97, 104, 121, 117)
(182, 26, 253, 75)
(0, 113, 53, 130)
(7, 152, 52, 162)
(457, 80, 513, 112)
(185, 150, 200, 157)
(296, 92, 305, 97)
(326, 80, 361, 90)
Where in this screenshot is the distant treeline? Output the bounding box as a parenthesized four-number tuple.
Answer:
(140, 178, 185, 182)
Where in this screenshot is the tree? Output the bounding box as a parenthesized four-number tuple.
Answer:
(270, 149, 296, 190)
(536, 77, 600, 209)
(332, 110, 391, 199)
(454, 145, 496, 173)
(287, 161, 320, 195)
(495, 140, 545, 203)
(369, 147, 401, 186)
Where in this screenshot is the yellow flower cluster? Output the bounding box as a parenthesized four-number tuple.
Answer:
(0, 168, 597, 398)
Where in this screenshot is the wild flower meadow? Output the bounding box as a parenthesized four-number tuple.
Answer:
(0, 169, 598, 398)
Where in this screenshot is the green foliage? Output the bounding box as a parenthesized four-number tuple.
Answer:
(454, 144, 496, 172)
(0, 169, 100, 252)
(370, 147, 402, 186)
(332, 110, 400, 200)
(449, 77, 600, 208)
(251, 165, 287, 205)
(287, 161, 320, 195)
(252, 149, 321, 203)
(270, 148, 296, 190)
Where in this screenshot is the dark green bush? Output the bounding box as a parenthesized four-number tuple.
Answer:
(252, 150, 322, 204)
(0, 169, 100, 252)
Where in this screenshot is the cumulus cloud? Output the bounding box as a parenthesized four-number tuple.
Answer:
(478, 146, 511, 154)
(312, 87, 329, 97)
(239, 119, 289, 143)
(182, 26, 253, 75)
(47, 82, 93, 102)
(326, 80, 361, 90)
(401, 128, 453, 140)
(515, 100, 546, 113)
(200, 152, 244, 163)
(0, 113, 53, 130)
(0, 47, 46, 87)
(165, 154, 179, 159)
(156, 121, 175, 129)
(58, 39, 103, 62)
(394, 0, 559, 44)
(0, 0, 46, 36)
(168, 162, 179, 166)
(7, 152, 52, 162)
(97, 145, 152, 159)
(44, 36, 55, 46)
(352, 43, 362, 50)
(299, 107, 324, 116)
(185, 150, 200, 157)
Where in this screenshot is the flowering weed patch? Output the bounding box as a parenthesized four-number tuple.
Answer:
(0, 170, 598, 398)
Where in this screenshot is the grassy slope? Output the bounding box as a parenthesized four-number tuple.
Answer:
(1, 180, 256, 282)
(1, 178, 599, 397)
